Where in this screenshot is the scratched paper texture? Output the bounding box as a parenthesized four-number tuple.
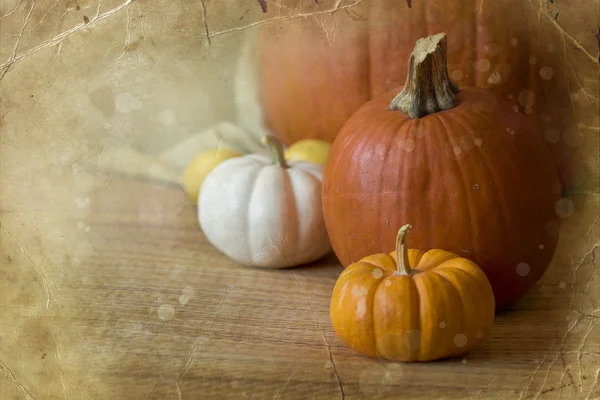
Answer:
(0, 0, 598, 399)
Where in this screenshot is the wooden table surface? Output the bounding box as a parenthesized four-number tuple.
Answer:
(1, 172, 598, 400)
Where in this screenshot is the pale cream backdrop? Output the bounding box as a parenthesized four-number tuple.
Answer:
(0, 0, 598, 399)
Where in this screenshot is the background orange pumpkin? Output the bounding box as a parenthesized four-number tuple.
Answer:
(330, 224, 495, 362)
(259, 0, 573, 188)
(321, 33, 561, 309)
(260, 1, 546, 143)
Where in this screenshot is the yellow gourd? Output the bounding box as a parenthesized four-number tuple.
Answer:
(284, 139, 331, 166)
(183, 148, 242, 202)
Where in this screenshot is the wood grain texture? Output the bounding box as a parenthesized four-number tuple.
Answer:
(1, 175, 598, 399)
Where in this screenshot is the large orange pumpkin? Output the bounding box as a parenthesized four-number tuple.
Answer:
(330, 224, 495, 362)
(259, 0, 547, 146)
(321, 33, 561, 309)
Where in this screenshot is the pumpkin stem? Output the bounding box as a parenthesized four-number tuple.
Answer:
(388, 32, 459, 119)
(261, 135, 289, 168)
(395, 224, 415, 276)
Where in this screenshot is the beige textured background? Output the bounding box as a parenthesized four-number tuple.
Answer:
(0, 0, 599, 399)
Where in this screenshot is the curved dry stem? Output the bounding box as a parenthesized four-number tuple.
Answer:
(388, 32, 459, 119)
(395, 224, 416, 276)
(261, 135, 289, 168)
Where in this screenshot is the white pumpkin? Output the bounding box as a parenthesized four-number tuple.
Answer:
(198, 136, 332, 268)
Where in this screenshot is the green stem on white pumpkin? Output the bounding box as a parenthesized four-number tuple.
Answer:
(261, 135, 289, 168)
(388, 32, 459, 119)
(395, 224, 416, 276)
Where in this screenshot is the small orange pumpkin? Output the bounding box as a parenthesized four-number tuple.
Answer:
(330, 224, 495, 362)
